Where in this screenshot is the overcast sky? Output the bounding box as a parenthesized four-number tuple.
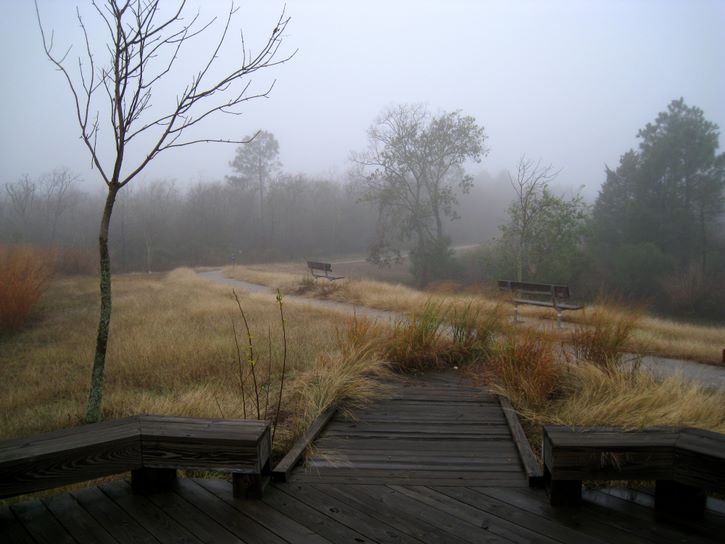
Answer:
(1, 0, 723, 199)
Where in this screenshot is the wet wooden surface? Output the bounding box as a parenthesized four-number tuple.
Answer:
(3, 371, 724, 543)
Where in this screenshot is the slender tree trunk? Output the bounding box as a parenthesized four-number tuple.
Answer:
(145, 238, 152, 274)
(414, 224, 428, 287)
(699, 204, 707, 282)
(85, 184, 119, 423)
(516, 237, 524, 282)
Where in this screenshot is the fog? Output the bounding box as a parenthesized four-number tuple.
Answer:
(2, 1, 723, 198)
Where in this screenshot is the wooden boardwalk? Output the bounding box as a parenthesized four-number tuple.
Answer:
(294, 372, 527, 487)
(3, 372, 725, 543)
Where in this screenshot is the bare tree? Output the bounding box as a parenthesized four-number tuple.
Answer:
(5, 175, 37, 242)
(35, 0, 293, 423)
(506, 156, 561, 281)
(41, 168, 78, 244)
(353, 104, 486, 286)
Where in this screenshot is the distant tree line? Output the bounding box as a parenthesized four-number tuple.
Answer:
(0, 172, 378, 272)
(476, 98, 725, 320)
(2, 98, 723, 320)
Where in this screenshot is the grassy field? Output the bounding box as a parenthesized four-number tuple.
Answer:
(224, 264, 725, 365)
(2, 262, 724, 494)
(0, 269, 389, 452)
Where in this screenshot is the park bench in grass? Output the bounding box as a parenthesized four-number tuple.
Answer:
(0, 416, 271, 500)
(498, 279, 583, 328)
(542, 425, 725, 518)
(307, 260, 344, 280)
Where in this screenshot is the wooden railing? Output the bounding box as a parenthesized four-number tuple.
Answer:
(543, 425, 725, 518)
(0, 416, 271, 499)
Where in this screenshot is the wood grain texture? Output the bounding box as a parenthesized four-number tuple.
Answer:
(294, 371, 527, 486)
(0, 416, 271, 498)
(542, 425, 725, 516)
(498, 395, 544, 486)
(272, 405, 337, 482)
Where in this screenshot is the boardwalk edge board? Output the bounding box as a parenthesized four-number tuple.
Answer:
(497, 395, 545, 487)
(272, 405, 338, 483)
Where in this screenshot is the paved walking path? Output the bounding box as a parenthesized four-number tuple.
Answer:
(198, 269, 725, 392)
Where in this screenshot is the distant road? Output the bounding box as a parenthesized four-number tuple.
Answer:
(331, 244, 480, 265)
(198, 269, 725, 392)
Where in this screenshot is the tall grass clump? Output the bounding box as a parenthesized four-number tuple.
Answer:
(286, 315, 391, 443)
(483, 330, 561, 411)
(0, 245, 54, 333)
(384, 300, 451, 371)
(550, 361, 725, 433)
(569, 303, 641, 365)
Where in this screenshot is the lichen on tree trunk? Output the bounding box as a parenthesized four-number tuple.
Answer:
(85, 185, 119, 423)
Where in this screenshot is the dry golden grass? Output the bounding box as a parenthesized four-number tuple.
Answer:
(224, 265, 725, 365)
(0, 268, 386, 455)
(547, 362, 725, 433)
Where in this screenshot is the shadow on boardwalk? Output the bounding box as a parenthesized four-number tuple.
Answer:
(3, 370, 725, 543)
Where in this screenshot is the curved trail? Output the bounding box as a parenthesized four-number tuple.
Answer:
(198, 269, 725, 392)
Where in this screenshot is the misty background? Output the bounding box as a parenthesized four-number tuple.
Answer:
(1, 0, 724, 319)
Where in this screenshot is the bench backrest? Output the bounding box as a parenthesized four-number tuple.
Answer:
(0, 416, 270, 499)
(307, 261, 332, 272)
(498, 280, 571, 300)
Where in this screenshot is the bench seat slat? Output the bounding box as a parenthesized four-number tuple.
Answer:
(542, 425, 725, 515)
(0, 436, 143, 499)
(0, 416, 271, 499)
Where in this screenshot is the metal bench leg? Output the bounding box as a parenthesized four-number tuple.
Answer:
(556, 311, 562, 329)
(513, 305, 519, 324)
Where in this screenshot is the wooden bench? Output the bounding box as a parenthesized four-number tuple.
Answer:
(542, 425, 725, 518)
(307, 260, 344, 280)
(0, 416, 271, 500)
(498, 280, 582, 328)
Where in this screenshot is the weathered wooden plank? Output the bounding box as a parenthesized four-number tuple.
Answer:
(315, 484, 470, 544)
(100, 480, 202, 544)
(312, 438, 517, 452)
(43, 493, 118, 544)
(72, 486, 158, 544)
(374, 483, 531, 544)
(0, 433, 142, 499)
(0, 416, 272, 499)
(196, 479, 334, 544)
(307, 451, 519, 463)
(173, 478, 286, 544)
(583, 488, 725, 543)
(306, 460, 523, 472)
(139, 416, 270, 474)
(476, 487, 662, 544)
(272, 405, 336, 482)
(543, 426, 676, 481)
(143, 483, 245, 543)
(10, 499, 76, 544)
(261, 484, 374, 543)
(395, 485, 565, 544)
(544, 426, 680, 448)
(280, 483, 426, 544)
(497, 395, 542, 486)
(0, 505, 35, 544)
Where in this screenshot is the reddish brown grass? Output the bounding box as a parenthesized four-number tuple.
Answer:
(480, 330, 561, 410)
(0, 245, 54, 333)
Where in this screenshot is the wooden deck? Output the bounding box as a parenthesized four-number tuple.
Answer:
(3, 372, 725, 543)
